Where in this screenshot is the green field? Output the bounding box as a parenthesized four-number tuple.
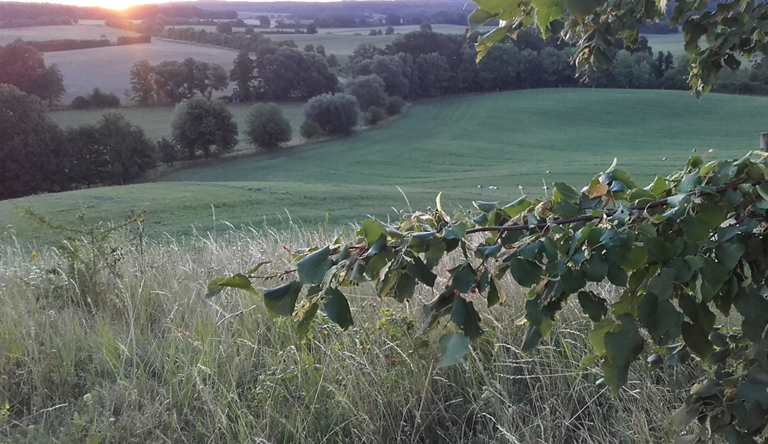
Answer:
(49, 102, 307, 149)
(3, 88, 767, 242)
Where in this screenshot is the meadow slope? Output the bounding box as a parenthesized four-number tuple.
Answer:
(2, 88, 766, 242)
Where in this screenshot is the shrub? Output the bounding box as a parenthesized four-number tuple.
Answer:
(246, 102, 292, 151)
(303, 92, 359, 136)
(386, 96, 406, 116)
(157, 137, 183, 165)
(300, 121, 324, 139)
(364, 106, 387, 125)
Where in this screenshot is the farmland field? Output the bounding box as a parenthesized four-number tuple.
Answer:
(0, 23, 137, 46)
(644, 33, 685, 58)
(2, 88, 766, 242)
(44, 39, 239, 103)
(49, 102, 307, 149)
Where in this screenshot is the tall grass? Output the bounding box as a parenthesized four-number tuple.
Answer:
(0, 224, 701, 443)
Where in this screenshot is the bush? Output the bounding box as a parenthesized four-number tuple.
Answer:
(386, 96, 406, 116)
(157, 137, 183, 165)
(69, 88, 120, 110)
(300, 121, 324, 139)
(364, 106, 387, 125)
(246, 102, 292, 151)
(303, 93, 359, 136)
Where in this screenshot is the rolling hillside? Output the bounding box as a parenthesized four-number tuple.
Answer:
(2, 88, 766, 241)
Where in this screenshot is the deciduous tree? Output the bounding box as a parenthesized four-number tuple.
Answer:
(303, 93, 359, 136)
(171, 97, 238, 159)
(245, 102, 292, 151)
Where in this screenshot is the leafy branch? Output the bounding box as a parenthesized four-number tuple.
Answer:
(209, 151, 768, 442)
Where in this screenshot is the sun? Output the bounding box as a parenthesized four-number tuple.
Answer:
(43, 0, 171, 9)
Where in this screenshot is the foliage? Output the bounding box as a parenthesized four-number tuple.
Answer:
(343, 74, 388, 111)
(210, 151, 768, 441)
(303, 93, 359, 136)
(363, 106, 387, 125)
(0, 84, 65, 200)
(69, 87, 120, 110)
(386, 95, 406, 116)
(254, 47, 338, 100)
(129, 58, 228, 106)
(230, 51, 256, 102)
(171, 97, 238, 159)
(0, 39, 65, 104)
(469, 0, 768, 95)
(300, 120, 325, 139)
(92, 112, 156, 185)
(245, 102, 293, 151)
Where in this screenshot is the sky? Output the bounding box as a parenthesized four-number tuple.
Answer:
(5, 0, 324, 9)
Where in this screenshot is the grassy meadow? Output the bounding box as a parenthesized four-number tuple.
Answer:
(49, 102, 307, 147)
(3, 88, 767, 243)
(644, 33, 686, 58)
(0, 222, 700, 443)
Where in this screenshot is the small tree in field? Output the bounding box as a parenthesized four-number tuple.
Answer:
(343, 74, 388, 112)
(246, 102, 292, 151)
(171, 97, 238, 159)
(303, 93, 359, 136)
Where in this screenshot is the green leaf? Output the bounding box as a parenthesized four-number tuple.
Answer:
(603, 313, 644, 395)
(553, 182, 578, 201)
(467, 8, 497, 34)
(474, 201, 499, 212)
(508, 257, 543, 287)
(451, 296, 484, 339)
(715, 241, 745, 270)
(487, 276, 505, 307)
(443, 222, 467, 240)
(263, 280, 302, 318)
(607, 265, 628, 287)
(405, 257, 437, 287)
(681, 215, 711, 243)
(502, 197, 531, 218)
(297, 246, 334, 285)
(323, 288, 353, 330)
(86, 437, 101, 444)
(637, 292, 683, 345)
(475, 243, 503, 259)
(588, 317, 617, 354)
(647, 267, 676, 300)
(206, 273, 258, 299)
(578, 291, 608, 322)
(449, 263, 477, 293)
(561, 266, 586, 294)
(581, 253, 608, 282)
(436, 333, 470, 368)
(530, 0, 566, 35)
(678, 172, 702, 192)
(297, 302, 319, 337)
(360, 220, 388, 246)
(681, 321, 713, 361)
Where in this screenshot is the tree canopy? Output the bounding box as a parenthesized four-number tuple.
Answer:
(171, 97, 238, 159)
(0, 39, 65, 104)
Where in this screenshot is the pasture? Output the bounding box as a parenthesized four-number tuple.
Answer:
(644, 33, 685, 58)
(44, 39, 239, 103)
(3, 88, 766, 243)
(49, 102, 307, 148)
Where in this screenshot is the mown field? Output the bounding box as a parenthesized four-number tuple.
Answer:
(3, 88, 766, 243)
(49, 102, 307, 149)
(644, 33, 686, 58)
(0, 23, 137, 46)
(44, 39, 239, 103)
